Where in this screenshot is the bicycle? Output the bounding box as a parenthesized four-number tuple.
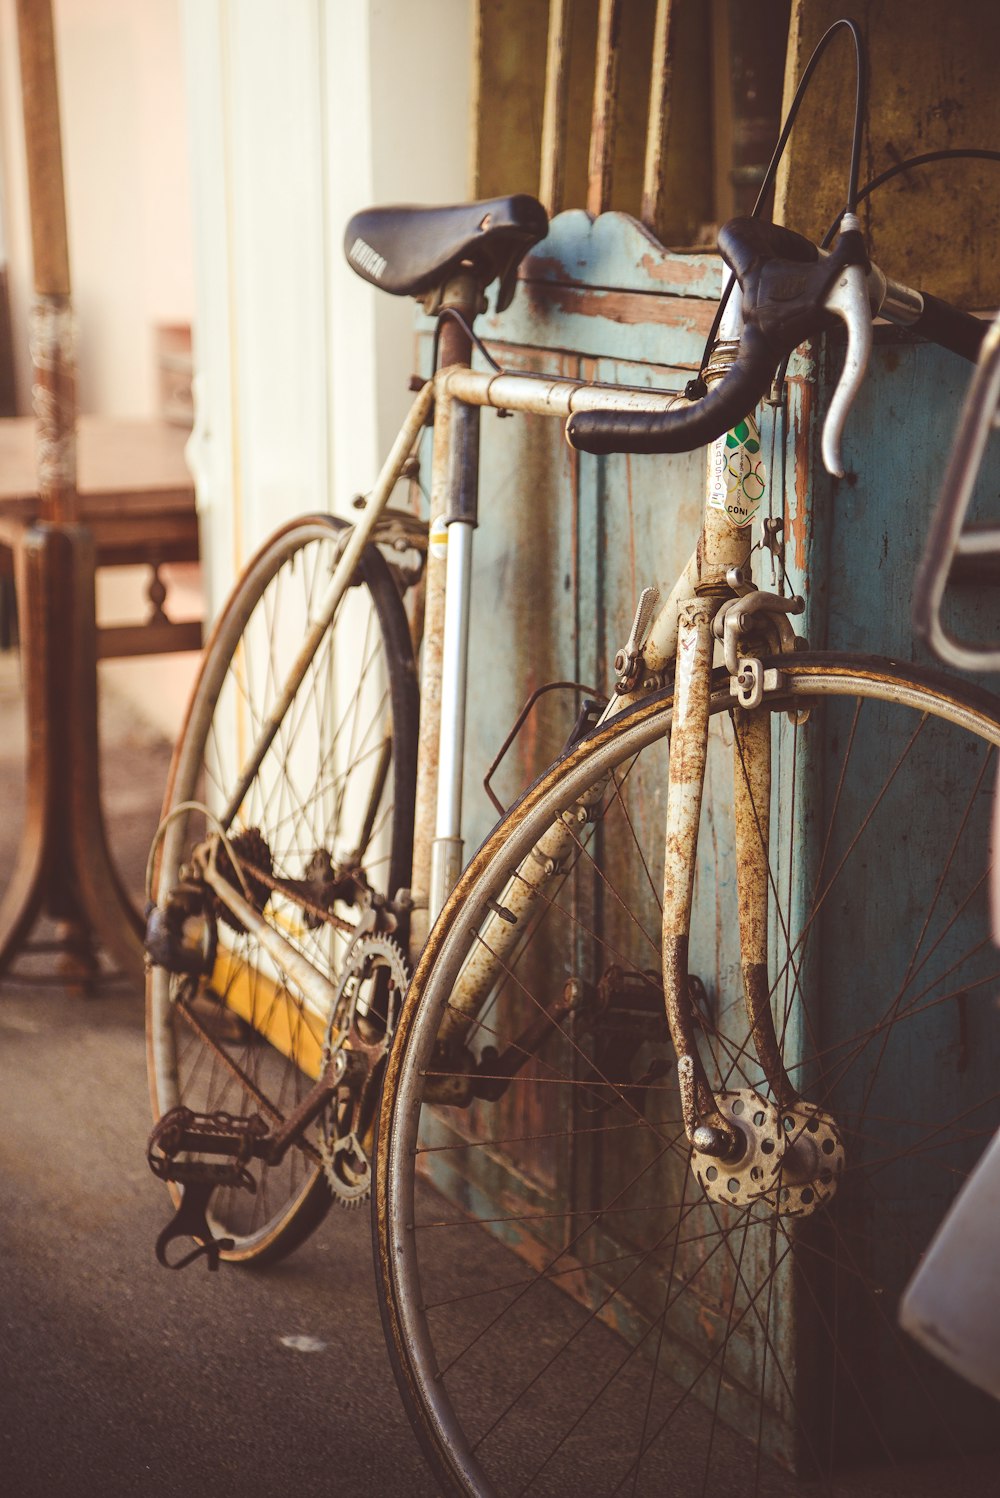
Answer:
(144, 21, 1000, 1495)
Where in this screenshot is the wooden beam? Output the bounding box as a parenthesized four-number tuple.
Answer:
(586, 0, 622, 215)
(15, 0, 70, 296)
(539, 0, 573, 215)
(640, 0, 676, 234)
(97, 619, 203, 661)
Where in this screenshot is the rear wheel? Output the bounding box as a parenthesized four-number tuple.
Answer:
(376, 653, 1000, 1495)
(147, 514, 418, 1263)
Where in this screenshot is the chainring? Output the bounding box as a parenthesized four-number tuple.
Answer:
(318, 934, 409, 1208)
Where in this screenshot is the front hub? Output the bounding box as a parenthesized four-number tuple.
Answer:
(775, 1101, 845, 1216)
(691, 1089, 784, 1207)
(690, 1090, 845, 1217)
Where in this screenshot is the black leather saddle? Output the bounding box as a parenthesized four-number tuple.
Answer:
(344, 194, 548, 311)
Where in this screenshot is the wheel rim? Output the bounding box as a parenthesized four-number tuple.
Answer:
(381, 658, 1000, 1495)
(149, 516, 416, 1256)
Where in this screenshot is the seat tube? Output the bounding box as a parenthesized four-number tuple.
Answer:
(408, 275, 482, 953)
(430, 393, 480, 922)
(413, 273, 482, 927)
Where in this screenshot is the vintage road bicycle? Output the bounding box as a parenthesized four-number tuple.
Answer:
(145, 23, 1000, 1497)
(368, 233, 1000, 1497)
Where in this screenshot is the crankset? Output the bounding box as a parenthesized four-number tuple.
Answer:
(318, 934, 409, 1207)
(147, 933, 412, 1264)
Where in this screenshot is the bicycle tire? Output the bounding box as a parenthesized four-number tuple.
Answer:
(376, 652, 1000, 1495)
(148, 513, 418, 1264)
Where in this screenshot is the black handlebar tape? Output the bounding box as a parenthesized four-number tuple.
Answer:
(567, 217, 838, 458)
(911, 293, 985, 364)
(567, 325, 776, 456)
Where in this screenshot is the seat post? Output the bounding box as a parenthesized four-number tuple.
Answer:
(435, 270, 481, 369)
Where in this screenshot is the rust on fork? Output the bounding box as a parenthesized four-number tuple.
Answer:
(733, 705, 799, 1107)
(661, 600, 738, 1151)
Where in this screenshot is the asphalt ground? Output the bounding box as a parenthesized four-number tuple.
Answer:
(0, 654, 436, 1498)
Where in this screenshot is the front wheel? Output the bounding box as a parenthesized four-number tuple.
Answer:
(376, 654, 1000, 1496)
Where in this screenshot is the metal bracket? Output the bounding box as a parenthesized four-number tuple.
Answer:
(730, 658, 787, 710)
(614, 585, 661, 693)
(482, 679, 605, 816)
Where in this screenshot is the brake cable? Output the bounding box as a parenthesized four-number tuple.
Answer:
(689, 17, 867, 398)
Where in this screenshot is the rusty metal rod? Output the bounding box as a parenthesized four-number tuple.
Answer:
(408, 390, 453, 963)
(661, 600, 738, 1154)
(199, 856, 341, 1023)
(443, 365, 687, 418)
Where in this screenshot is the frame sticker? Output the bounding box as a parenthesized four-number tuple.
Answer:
(708, 415, 766, 528)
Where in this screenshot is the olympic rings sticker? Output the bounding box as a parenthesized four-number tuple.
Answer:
(708, 415, 766, 528)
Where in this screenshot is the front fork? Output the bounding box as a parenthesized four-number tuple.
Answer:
(661, 609, 797, 1160)
(660, 414, 801, 1157)
(658, 608, 802, 1156)
(660, 601, 735, 1152)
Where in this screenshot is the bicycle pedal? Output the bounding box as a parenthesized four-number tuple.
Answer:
(147, 1105, 269, 1186)
(148, 1108, 269, 1272)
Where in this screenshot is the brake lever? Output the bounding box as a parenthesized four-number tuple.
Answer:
(819, 213, 872, 478)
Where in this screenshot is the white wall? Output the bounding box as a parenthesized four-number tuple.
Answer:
(0, 0, 194, 416)
(182, 0, 474, 616)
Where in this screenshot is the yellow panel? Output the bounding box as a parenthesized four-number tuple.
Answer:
(213, 951, 326, 1081)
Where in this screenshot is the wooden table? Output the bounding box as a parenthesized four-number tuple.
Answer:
(0, 415, 202, 655)
(0, 416, 203, 985)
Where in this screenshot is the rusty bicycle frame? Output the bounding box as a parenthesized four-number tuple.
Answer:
(148, 268, 727, 1256)
(188, 285, 697, 975)
(181, 263, 811, 1176)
